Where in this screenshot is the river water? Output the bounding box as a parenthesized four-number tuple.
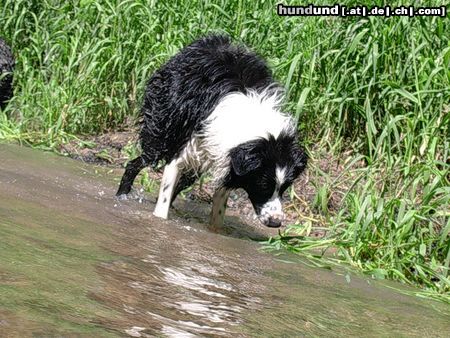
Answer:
(0, 144, 448, 337)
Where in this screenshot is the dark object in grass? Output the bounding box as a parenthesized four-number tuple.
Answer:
(116, 35, 307, 228)
(0, 37, 14, 110)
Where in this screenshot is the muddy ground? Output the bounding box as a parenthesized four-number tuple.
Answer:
(58, 129, 358, 237)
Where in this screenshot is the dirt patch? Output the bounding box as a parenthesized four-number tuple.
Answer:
(58, 130, 359, 237)
(58, 131, 138, 166)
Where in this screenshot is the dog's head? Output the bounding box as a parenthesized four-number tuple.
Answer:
(225, 132, 307, 227)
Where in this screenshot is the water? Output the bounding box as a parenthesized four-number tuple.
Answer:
(0, 144, 448, 337)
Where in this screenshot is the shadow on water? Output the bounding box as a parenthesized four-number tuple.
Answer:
(0, 144, 449, 337)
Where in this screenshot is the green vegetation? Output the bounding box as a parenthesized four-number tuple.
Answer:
(1, 1, 448, 302)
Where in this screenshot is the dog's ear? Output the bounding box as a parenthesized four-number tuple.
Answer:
(230, 147, 262, 176)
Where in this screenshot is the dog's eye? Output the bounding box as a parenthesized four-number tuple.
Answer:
(250, 180, 275, 204)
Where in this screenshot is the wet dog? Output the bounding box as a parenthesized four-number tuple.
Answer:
(117, 35, 307, 228)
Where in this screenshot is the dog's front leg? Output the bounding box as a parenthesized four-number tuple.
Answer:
(209, 187, 230, 228)
(153, 158, 182, 219)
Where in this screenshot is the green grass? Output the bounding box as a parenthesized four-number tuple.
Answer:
(1, 0, 449, 302)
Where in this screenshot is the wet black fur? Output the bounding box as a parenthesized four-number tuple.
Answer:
(0, 38, 14, 110)
(117, 34, 307, 213)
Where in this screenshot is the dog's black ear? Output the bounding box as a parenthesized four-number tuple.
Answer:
(230, 147, 262, 176)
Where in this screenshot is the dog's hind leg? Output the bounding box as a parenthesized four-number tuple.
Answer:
(209, 187, 230, 229)
(116, 156, 148, 197)
(170, 169, 198, 205)
(153, 158, 182, 219)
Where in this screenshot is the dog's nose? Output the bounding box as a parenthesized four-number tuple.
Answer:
(259, 214, 284, 228)
(257, 205, 285, 227)
(266, 217, 282, 228)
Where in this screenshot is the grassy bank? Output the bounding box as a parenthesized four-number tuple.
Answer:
(1, 0, 449, 302)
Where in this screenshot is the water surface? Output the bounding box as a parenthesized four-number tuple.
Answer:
(0, 144, 448, 337)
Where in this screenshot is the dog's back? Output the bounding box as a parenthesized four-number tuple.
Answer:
(140, 35, 277, 166)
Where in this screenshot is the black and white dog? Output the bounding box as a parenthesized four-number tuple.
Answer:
(117, 35, 307, 228)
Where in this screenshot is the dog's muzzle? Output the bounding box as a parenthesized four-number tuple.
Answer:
(257, 198, 285, 228)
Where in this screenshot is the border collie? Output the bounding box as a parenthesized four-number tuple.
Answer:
(116, 35, 307, 228)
